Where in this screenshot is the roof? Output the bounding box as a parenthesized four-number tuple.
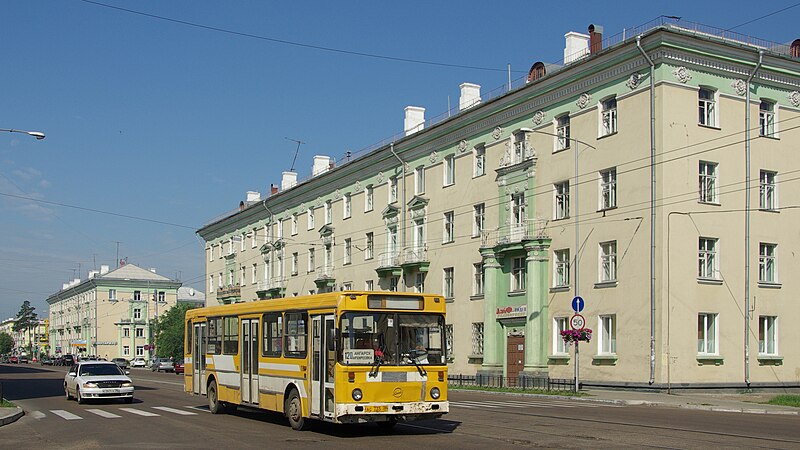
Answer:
(99, 264, 172, 282)
(178, 286, 205, 303)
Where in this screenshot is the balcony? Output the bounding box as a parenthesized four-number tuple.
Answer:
(482, 219, 550, 249)
(217, 285, 242, 303)
(256, 278, 285, 300)
(401, 245, 430, 273)
(314, 265, 336, 290)
(376, 251, 402, 277)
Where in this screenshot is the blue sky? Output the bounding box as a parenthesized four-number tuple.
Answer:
(1, 0, 797, 320)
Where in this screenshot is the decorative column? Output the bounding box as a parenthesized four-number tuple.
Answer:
(478, 248, 503, 377)
(523, 238, 552, 379)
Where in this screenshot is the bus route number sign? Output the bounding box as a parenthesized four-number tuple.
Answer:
(570, 314, 586, 331)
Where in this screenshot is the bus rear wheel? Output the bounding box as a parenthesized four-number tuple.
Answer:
(285, 389, 310, 431)
(208, 380, 224, 414)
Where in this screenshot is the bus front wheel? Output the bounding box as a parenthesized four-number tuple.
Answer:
(208, 380, 224, 414)
(285, 389, 310, 431)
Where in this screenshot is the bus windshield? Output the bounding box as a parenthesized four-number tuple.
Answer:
(339, 312, 445, 366)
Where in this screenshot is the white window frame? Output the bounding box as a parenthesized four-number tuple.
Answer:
(473, 262, 484, 296)
(240, 233, 246, 252)
(444, 154, 455, 186)
(136, 346, 144, 357)
(365, 185, 374, 212)
(135, 328, 144, 338)
(511, 256, 526, 292)
(698, 237, 719, 280)
(555, 115, 570, 151)
(109, 289, 117, 301)
(123, 345, 130, 356)
(759, 170, 777, 210)
(308, 248, 315, 273)
(291, 253, 298, 276)
(473, 203, 485, 237)
(344, 238, 352, 265)
(133, 308, 141, 320)
(554, 317, 569, 355)
(512, 131, 529, 165)
(443, 267, 454, 299)
(251, 229, 257, 248)
(389, 176, 398, 203)
(307, 207, 315, 230)
(414, 273, 425, 293)
(554, 249, 570, 288)
(291, 214, 298, 235)
(343, 193, 351, 219)
(365, 280, 374, 291)
(325, 200, 332, 225)
(209, 275, 214, 293)
(599, 241, 617, 283)
(599, 168, 617, 210)
(365, 232, 374, 260)
(208, 247, 214, 262)
(600, 97, 618, 136)
(598, 315, 617, 355)
(443, 211, 455, 243)
(123, 327, 130, 338)
(252, 264, 257, 284)
(554, 181, 570, 220)
(472, 322, 484, 356)
(415, 166, 425, 195)
(759, 242, 777, 283)
(758, 316, 778, 356)
(698, 88, 718, 127)
(697, 313, 719, 355)
(759, 100, 776, 138)
(699, 161, 719, 204)
(474, 144, 486, 177)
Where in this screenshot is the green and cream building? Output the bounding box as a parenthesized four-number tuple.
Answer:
(198, 20, 800, 389)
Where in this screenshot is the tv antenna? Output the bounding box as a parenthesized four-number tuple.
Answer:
(285, 137, 305, 172)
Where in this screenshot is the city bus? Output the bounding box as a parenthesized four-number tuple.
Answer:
(183, 291, 448, 430)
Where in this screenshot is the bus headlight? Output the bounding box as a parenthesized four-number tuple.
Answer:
(352, 388, 363, 401)
(430, 387, 440, 399)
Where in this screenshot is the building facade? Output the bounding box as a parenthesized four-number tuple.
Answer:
(47, 264, 181, 360)
(198, 20, 800, 388)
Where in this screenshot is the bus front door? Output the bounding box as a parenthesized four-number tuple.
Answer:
(240, 318, 259, 405)
(192, 322, 206, 395)
(311, 314, 335, 420)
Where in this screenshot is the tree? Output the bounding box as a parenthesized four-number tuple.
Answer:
(153, 303, 197, 361)
(13, 300, 37, 355)
(0, 332, 14, 354)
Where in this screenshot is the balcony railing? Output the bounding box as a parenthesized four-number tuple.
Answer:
(403, 245, 428, 264)
(378, 251, 401, 268)
(482, 218, 550, 247)
(315, 265, 335, 281)
(257, 278, 285, 292)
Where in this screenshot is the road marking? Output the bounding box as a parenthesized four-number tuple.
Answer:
(152, 406, 197, 416)
(30, 411, 46, 419)
(450, 403, 478, 409)
(50, 410, 83, 420)
(119, 408, 160, 417)
(86, 409, 121, 418)
(186, 405, 211, 413)
(452, 401, 502, 408)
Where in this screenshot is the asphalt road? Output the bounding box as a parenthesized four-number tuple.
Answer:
(1, 363, 798, 449)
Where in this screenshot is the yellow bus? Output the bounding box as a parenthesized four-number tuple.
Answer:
(183, 291, 448, 430)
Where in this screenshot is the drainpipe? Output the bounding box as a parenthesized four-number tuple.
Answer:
(744, 50, 763, 387)
(637, 36, 657, 385)
(389, 143, 407, 291)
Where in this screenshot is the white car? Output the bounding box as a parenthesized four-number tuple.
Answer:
(130, 358, 146, 368)
(64, 361, 134, 404)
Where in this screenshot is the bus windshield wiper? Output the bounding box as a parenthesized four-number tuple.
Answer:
(403, 353, 427, 377)
(369, 356, 383, 378)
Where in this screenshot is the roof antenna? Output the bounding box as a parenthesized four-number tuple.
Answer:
(285, 137, 305, 172)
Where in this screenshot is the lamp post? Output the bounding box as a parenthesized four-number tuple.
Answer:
(0, 128, 45, 140)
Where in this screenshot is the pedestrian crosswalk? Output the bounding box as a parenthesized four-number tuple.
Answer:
(32, 406, 199, 421)
(450, 398, 621, 410)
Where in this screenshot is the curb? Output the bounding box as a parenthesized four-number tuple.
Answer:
(0, 406, 24, 426)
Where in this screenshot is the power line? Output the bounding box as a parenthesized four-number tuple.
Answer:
(726, 1, 800, 31)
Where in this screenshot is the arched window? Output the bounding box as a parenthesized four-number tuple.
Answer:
(527, 62, 546, 83)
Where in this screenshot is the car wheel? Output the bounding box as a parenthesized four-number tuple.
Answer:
(65, 384, 73, 400)
(124, 397, 133, 404)
(208, 380, 224, 414)
(285, 389, 310, 431)
(76, 388, 85, 405)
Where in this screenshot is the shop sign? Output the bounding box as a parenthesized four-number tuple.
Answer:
(495, 305, 527, 319)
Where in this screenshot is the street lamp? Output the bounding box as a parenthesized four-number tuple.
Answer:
(0, 128, 46, 140)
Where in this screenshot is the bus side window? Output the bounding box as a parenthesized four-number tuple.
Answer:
(262, 313, 282, 357)
(284, 312, 308, 358)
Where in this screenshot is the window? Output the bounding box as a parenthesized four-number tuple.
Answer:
(208, 246, 214, 262)
(472, 323, 484, 356)
(445, 324, 454, 361)
(365, 280, 374, 291)
(365, 185, 374, 212)
(240, 233, 246, 252)
(414, 273, 425, 293)
(474, 145, 486, 177)
(758, 316, 778, 356)
(123, 327, 130, 338)
(251, 229, 257, 248)
(343, 193, 351, 219)
(444, 154, 455, 186)
(136, 346, 144, 357)
(443, 267, 454, 299)
(511, 256, 526, 291)
(252, 264, 257, 284)
(308, 248, 315, 272)
(698, 237, 719, 279)
(389, 176, 398, 203)
(133, 291, 141, 301)
(240, 266, 246, 286)
(344, 238, 352, 265)
(228, 269, 234, 286)
(415, 166, 425, 194)
(227, 240, 234, 255)
(133, 308, 141, 320)
(325, 200, 332, 225)
(600, 97, 617, 136)
(307, 207, 315, 230)
(512, 131, 529, 164)
(443, 211, 455, 243)
(699, 161, 718, 203)
(284, 312, 308, 358)
(698, 88, 716, 127)
(554, 249, 570, 287)
(759, 243, 777, 283)
(473, 263, 484, 296)
(599, 241, 617, 283)
(554, 181, 570, 219)
(223, 317, 238, 355)
(759, 100, 775, 137)
(262, 313, 283, 357)
(135, 328, 144, 338)
(365, 233, 374, 260)
(123, 345, 130, 356)
(291, 252, 298, 276)
(109, 289, 116, 301)
(759, 170, 777, 210)
(554, 317, 569, 355)
(218, 272, 223, 288)
(342, 282, 352, 291)
(556, 115, 570, 150)
(697, 313, 718, 355)
(473, 203, 485, 237)
(389, 276, 399, 292)
(291, 214, 298, 235)
(599, 168, 617, 210)
(598, 315, 617, 354)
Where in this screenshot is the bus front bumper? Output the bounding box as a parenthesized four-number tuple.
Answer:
(335, 401, 448, 424)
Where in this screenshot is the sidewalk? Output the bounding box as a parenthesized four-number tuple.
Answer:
(0, 403, 24, 426)
(577, 389, 800, 415)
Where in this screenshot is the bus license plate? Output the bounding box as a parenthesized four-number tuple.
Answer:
(365, 406, 388, 413)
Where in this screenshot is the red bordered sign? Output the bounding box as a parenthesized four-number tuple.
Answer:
(570, 313, 586, 331)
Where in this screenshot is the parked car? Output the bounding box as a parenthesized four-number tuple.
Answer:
(64, 361, 134, 404)
(40, 356, 53, 365)
(61, 354, 75, 366)
(111, 358, 129, 370)
(9, 356, 18, 364)
(130, 358, 146, 368)
(18, 355, 28, 364)
(174, 361, 184, 374)
(151, 358, 174, 373)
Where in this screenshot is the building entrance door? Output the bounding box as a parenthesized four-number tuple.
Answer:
(507, 335, 525, 384)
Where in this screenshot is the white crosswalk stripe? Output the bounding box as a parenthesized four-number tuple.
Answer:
(30, 411, 46, 419)
(50, 410, 83, 420)
(86, 409, 121, 418)
(119, 407, 160, 417)
(152, 406, 197, 416)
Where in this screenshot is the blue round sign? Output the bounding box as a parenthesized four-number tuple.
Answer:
(571, 296, 585, 313)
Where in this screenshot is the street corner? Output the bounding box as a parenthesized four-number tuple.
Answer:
(0, 405, 24, 426)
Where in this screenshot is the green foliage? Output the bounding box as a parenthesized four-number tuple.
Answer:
(13, 300, 37, 334)
(767, 395, 800, 408)
(154, 303, 197, 361)
(0, 332, 14, 354)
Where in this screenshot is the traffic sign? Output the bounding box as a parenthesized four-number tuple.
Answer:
(571, 296, 585, 313)
(570, 313, 586, 330)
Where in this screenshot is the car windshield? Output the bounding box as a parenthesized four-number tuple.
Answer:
(339, 312, 445, 366)
(79, 364, 124, 376)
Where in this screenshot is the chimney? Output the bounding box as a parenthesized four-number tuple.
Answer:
(270, 184, 279, 195)
(62, 283, 69, 290)
(246, 191, 261, 202)
(588, 24, 603, 54)
(404, 106, 425, 136)
(312, 155, 331, 177)
(564, 31, 590, 63)
(281, 171, 298, 190)
(88, 270, 98, 279)
(100, 264, 110, 275)
(459, 83, 481, 111)
(149, 268, 157, 273)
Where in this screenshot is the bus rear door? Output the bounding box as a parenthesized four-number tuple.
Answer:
(240, 318, 259, 404)
(311, 314, 335, 420)
(192, 322, 206, 395)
